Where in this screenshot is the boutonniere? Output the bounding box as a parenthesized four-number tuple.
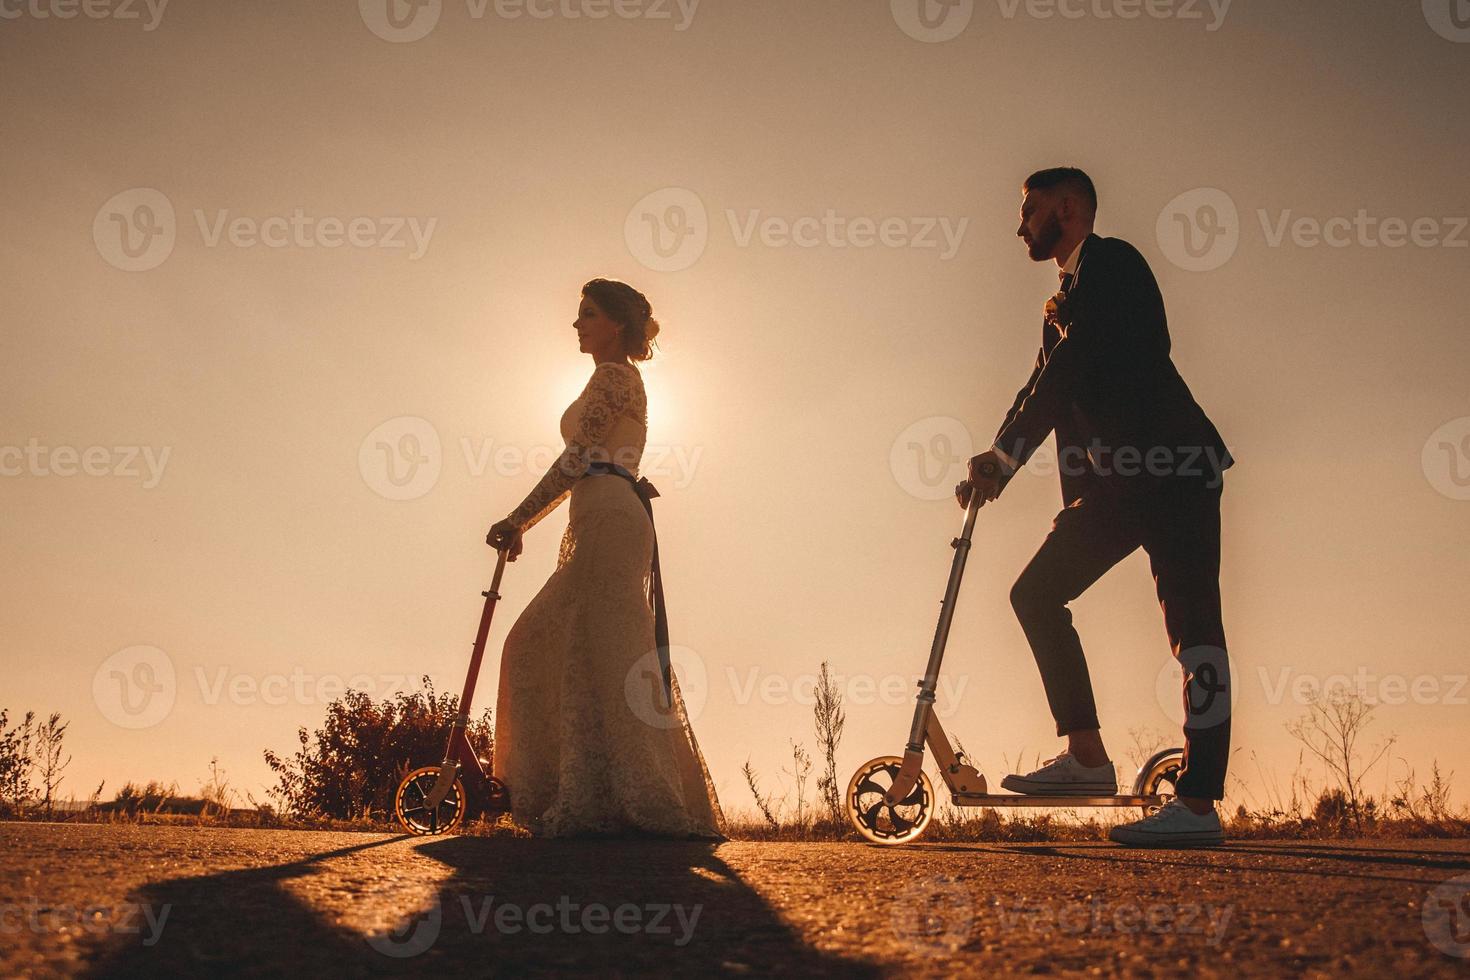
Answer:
(1044, 288, 1076, 331)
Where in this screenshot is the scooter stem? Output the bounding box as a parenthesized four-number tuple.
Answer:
(425, 549, 509, 811)
(887, 491, 984, 804)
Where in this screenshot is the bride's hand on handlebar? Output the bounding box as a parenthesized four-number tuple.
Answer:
(486, 520, 524, 561)
(954, 481, 980, 510)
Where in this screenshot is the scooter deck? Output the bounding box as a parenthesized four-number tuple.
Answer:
(950, 792, 1164, 808)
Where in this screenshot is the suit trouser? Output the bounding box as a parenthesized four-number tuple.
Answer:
(1009, 477, 1230, 800)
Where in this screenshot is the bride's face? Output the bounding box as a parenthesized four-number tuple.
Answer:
(574, 295, 621, 356)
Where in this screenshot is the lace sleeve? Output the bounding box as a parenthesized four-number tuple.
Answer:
(505, 362, 639, 532)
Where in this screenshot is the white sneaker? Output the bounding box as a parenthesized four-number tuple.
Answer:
(1000, 752, 1117, 795)
(1110, 799, 1224, 847)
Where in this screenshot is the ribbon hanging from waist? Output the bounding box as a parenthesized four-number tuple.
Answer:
(584, 461, 671, 708)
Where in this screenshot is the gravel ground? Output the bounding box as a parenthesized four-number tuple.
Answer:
(2, 822, 1468, 978)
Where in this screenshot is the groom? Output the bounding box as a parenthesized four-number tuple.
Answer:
(961, 167, 1234, 847)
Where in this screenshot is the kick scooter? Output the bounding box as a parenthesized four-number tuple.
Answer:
(846, 470, 1185, 845)
(393, 550, 513, 835)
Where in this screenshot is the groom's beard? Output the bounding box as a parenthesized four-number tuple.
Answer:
(1026, 212, 1063, 261)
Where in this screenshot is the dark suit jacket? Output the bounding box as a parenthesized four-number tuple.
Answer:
(994, 233, 1233, 506)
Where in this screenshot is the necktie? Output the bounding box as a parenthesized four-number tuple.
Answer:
(1059, 271, 1075, 296)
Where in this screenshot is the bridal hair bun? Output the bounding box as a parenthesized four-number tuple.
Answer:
(582, 277, 660, 362)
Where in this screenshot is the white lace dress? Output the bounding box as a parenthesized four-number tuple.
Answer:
(493, 360, 724, 838)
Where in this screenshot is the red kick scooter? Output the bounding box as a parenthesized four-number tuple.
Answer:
(393, 550, 513, 835)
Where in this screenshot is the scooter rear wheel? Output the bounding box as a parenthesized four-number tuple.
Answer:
(394, 765, 467, 836)
(847, 755, 935, 845)
(1132, 748, 1185, 817)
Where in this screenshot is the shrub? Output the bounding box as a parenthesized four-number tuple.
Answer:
(263, 678, 491, 821)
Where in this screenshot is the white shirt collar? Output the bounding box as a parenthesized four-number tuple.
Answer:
(1059, 236, 1087, 280)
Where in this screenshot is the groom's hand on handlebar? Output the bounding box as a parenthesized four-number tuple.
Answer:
(960, 450, 1006, 508)
(486, 519, 524, 561)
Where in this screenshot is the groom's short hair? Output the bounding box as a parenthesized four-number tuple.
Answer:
(1024, 167, 1098, 213)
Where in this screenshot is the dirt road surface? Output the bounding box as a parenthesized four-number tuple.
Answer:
(3, 822, 1468, 977)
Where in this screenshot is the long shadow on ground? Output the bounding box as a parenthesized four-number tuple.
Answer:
(89, 835, 878, 977)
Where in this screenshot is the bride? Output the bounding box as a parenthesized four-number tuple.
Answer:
(486, 278, 723, 839)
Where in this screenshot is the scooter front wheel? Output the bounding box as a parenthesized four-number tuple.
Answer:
(394, 765, 467, 836)
(847, 755, 935, 845)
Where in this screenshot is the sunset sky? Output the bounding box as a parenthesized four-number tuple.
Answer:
(3, 0, 1468, 818)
